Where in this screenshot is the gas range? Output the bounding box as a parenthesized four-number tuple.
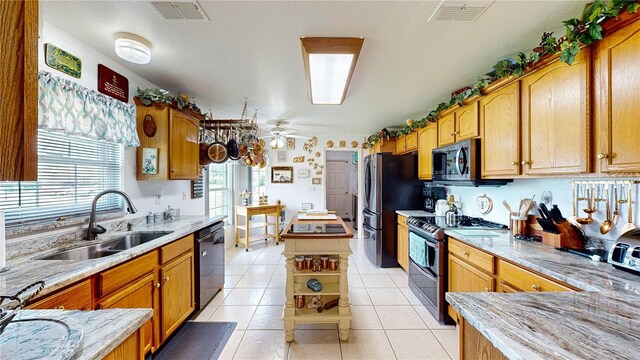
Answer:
(407, 215, 507, 240)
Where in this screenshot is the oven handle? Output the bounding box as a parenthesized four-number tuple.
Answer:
(455, 147, 464, 175)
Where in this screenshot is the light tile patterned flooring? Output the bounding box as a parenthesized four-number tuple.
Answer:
(192, 230, 458, 360)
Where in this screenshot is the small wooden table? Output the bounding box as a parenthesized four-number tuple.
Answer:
(280, 215, 353, 342)
(234, 202, 283, 251)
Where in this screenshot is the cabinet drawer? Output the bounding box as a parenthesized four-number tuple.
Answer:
(397, 215, 408, 226)
(161, 234, 194, 265)
(99, 251, 158, 297)
(498, 260, 574, 293)
(28, 279, 92, 310)
(448, 238, 494, 275)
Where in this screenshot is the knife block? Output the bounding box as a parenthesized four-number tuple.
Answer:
(541, 222, 584, 250)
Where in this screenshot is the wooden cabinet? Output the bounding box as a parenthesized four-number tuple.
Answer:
(103, 329, 144, 360)
(448, 255, 494, 294)
(497, 259, 575, 293)
(460, 318, 508, 360)
(480, 82, 521, 178)
(396, 132, 418, 154)
(0, 0, 38, 181)
(27, 279, 92, 310)
(397, 215, 409, 271)
(169, 111, 200, 179)
(97, 273, 159, 354)
(98, 251, 158, 298)
(437, 111, 456, 146)
(594, 17, 640, 174)
(417, 124, 437, 180)
(160, 252, 195, 342)
(437, 102, 479, 147)
(369, 137, 396, 154)
(448, 238, 494, 275)
(520, 50, 590, 175)
(136, 105, 201, 180)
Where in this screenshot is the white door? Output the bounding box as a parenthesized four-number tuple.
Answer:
(326, 161, 350, 219)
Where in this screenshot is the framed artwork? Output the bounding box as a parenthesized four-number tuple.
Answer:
(271, 166, 293, 183)
(286, 138, 295, 150)
(297, 169, 310, 178)
(312, 177, 322, 185)
(45, 43, 82, 78)
(277, 151, 287, 162)
(142, 148, 158, 174)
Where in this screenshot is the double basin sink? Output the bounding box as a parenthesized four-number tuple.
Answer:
(39, 231, 173, 261)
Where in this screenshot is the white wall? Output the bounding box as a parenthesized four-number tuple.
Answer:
(446, 178, 639, 241)
(39, 22, 206, 217)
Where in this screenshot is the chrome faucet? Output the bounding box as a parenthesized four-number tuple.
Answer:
(86, 190, 138, 240)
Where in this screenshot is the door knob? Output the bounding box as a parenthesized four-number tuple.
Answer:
(521, 160, 530, 166)
(597, 153, 608, 159)
(511, 161, 518, 166)
(164, 276, 170, 282)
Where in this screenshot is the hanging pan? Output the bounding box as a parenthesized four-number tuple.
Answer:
(199, 119, 213, 166)
(227, 126, 240, 160)
(208, 122, 229, 163)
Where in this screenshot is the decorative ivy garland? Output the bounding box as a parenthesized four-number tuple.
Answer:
(365, 0, 640, 147)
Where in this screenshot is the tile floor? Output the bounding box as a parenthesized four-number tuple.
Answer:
(192, 228, 458, 360)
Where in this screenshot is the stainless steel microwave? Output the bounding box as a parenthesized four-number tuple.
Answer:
(432, 139, 510, 187)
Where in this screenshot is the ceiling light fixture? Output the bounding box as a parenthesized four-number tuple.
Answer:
(300, 37, 364, 105)
(270, 136, 286, 149)
(114, 32, 152, 64)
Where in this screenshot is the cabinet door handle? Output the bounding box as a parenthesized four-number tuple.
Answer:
(56, 305, 65, 309)
(164, 276, 170, 282)
(511, 161, 518, 166)
(450, 133, 455, 137)
(597, 153, 608, 159)
(155, 282, 161, 288)
(521, 160, 530, 166)
(171, 168, 177, 173)
(463, 251, 469, 256)
(484, 287, 491, 292)
(531, 284, 540, 291)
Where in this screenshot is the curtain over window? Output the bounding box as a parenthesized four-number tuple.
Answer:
(37, 71, 140, 147)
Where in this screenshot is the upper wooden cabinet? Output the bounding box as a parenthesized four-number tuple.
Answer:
(520, 50, 590, 175)
(437, 102, 479, 146)
(480, 82, 521, 178)
(136, 105, 201, 180)
(395, 131, 418, 155)
(417, 123, 438, 180)
(0, 0, 38, 181)
(594, 18, 640, 174)
(369, 137, 395, 155)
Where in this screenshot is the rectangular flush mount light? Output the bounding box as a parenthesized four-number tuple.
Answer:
(300, 37, 364, 105)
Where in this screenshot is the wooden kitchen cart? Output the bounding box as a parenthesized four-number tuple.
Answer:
(280, 215, 353, 342)
(234, 201, 283, 251)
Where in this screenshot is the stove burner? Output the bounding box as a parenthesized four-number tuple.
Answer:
(458, 216, 508, 229)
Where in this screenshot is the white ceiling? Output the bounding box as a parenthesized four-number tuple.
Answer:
(41, 0, 587, 134)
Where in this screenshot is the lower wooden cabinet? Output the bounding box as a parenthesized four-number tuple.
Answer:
(27, 279, 92, 310)
(160, 251, 195, 342)
(103, 328, 144, 360)
(497, 259, 575, 293)
(97, 272, 159, 354)
(448, 255, 494, 293)
(460, 317, 508, 360)
(396, 216, 409, 271)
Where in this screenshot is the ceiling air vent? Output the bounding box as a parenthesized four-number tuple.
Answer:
(428, 1, 494, 22)
(149, 1, 209, 21)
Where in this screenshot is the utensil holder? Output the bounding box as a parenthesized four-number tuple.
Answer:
(510, 216, 527, 236)
(541, 221, 584, 250)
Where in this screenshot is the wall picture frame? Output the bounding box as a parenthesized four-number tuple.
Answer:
(45, 43, 82, 78)
(277, 150, 287, 162)
(286, 138, 295, 150)
(312, 177, 322, 185)
(271, 166, 293, 183)
(142, 148, 158, 174)
(297, 169, 310, 178)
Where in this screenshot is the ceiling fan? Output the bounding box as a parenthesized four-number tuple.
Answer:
(260, 120, 311, 149)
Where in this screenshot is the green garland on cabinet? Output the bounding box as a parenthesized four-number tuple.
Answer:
(365, 0, 640, 147)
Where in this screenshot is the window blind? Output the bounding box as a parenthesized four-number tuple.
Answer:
(0, 130, 124, 227)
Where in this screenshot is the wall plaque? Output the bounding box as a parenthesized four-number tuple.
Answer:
(98, 64, 129, 102)
(45, 43, 82, 78)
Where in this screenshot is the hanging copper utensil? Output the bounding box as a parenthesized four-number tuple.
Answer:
(600, 186, 612, 235)
(622, 183, 636, 232)
(199, 118, 213, 166)
(576, 184, 594, 225)
(613, 183, 620, 225)
(208, 121, 229, 163)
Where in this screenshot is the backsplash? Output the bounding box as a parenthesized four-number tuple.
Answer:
(445, 178, 639, 242)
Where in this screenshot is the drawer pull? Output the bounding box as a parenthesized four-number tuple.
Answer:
(463, 251, 470, 256)
(155, 282, 161, 288)
(164, 276, 170, 283)
(56, 305, 65, 310)
(531, 284, 540, 291)
(484, 288, 491, 292)
(597, 153, 608, 159)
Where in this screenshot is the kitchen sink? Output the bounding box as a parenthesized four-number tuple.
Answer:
(109, 231, 173, 250)
(39, 231, 173, 260)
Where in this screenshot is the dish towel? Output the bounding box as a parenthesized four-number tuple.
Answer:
(409, 232, 427, 268)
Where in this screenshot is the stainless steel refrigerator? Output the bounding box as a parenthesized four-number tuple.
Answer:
(363, 153, 423, 267)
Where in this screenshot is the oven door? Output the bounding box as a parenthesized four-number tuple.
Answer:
(408, 231, 439, 278)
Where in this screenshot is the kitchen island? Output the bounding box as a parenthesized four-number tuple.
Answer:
(280, 214, 353, 342)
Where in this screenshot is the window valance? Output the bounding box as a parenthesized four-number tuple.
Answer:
(38, 71, 140, 147)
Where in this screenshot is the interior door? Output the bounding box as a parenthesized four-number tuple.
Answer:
(326, 161, 350, 219)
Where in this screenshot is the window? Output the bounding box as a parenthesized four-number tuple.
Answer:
(0, 130, 124, 227)
(207, 163, 233, 222)
(250, 167, 266, 205)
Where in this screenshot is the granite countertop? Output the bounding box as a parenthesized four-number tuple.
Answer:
(395, 210, 433, 217)
(444, 228, 640, 360)
(1, 215, 225, 300)
(2, 308, 152, 360)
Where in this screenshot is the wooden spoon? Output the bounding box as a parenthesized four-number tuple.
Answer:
(600, 187, 612, 235)
(622, 184, 636, 232)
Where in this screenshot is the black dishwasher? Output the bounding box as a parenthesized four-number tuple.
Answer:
(194, 221, 225, 310)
